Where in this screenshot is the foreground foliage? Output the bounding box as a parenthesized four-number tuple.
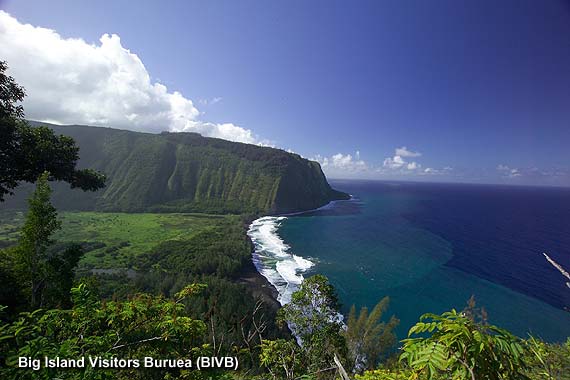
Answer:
(355, 368, 415, 380)
(276, 274, 348, 379)
(0, 283, 218, 380)
(524, 336, 570, 380)
(260, 276, 400, 379)
(344, 297, 399, 372)
(401, 309, 527, 380)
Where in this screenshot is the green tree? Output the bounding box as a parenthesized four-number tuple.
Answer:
(41, 242, 85, 308)
(278, 274, 348, 379)
(259, 338, 303, 380)
(0, 249, 27, 313)
(12, 172, 65, 308)
(400, 309, 528, 380)
(344, 297, 400, 372)
(0, 61, 25, 119)
(0, 60, 106, 201)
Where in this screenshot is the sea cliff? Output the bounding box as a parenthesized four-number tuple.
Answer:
(6, 122, 349, 214)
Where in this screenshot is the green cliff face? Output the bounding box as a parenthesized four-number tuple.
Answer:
(6, 123, 349, 214)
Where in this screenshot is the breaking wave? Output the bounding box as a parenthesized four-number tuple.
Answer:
(247, 216, 314, 305)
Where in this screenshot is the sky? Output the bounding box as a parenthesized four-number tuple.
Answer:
(1, 0, 569, 186)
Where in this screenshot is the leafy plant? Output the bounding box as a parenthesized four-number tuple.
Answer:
(278, 274, 348, 379)
(0, 283, 212, 380)
(400, 309, 528, 380)
(344, 297, 399, 371)
(524, 336, 570, 380)
(259, 338, 302, 380)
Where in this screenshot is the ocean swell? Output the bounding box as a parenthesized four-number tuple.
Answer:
(247, 216, 314, 305)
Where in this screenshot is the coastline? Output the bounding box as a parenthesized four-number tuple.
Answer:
(245, 197, 353, 307)
(238, 241, 282, 311)
(275, 197, 351, 217)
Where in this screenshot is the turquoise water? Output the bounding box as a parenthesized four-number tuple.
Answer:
(273, 180, 570, 342)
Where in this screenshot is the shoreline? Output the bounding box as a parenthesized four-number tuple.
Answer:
(244, 197, 353, 307)
(275, 197, 351, 217)
(238, 239, 282, 311)
(238, 194, 354, 311)
(238, 218, 283, 312)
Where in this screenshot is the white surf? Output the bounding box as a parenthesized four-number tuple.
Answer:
(247, 216, 314, 305)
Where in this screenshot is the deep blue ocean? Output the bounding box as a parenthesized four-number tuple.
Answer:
(249, 180, 570, 342)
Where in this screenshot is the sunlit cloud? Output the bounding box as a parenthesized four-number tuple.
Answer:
(0, 11, 262, 144)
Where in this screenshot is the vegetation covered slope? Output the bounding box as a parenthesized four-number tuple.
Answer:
(4, 123, 348, 214)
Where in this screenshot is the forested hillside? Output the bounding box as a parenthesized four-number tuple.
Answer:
(4, 123, 348, 214)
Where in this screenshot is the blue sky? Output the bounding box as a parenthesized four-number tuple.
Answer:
(1, 0, 569, 185)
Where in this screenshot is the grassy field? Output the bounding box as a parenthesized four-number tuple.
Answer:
(0, 210, 25, 247)
(0, 210, 234, 269)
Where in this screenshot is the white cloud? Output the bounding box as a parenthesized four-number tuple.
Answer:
(198, 97, 223, 106)
(313, 147, 458, 180)
(383, 155, 406, 169)
(495, 165, 570, 185)
(497, 164, 522, 178)
(313, 152, 368, 177)
(382, 147, 421, 172)
(395, 146, 422, 158)
(420, 166, 453, 176)
(497, 164, 510, 171)
(0, 11, 259, 144)
(331, 153, 366, 170)
(314, 146, 452, 179)
(380, 147, 456, 176)
(407, 162, 420, 170)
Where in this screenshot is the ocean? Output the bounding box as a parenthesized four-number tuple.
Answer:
(247, 180, 570, 342)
